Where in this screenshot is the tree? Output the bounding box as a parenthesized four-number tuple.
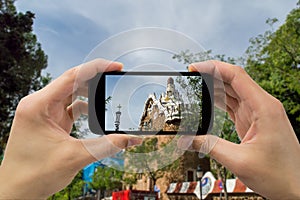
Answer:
(89, 166, 123, 198)
(124, 136, 183, 192)
(245, 2, 300, 138)
(0, 0, 48, 154)
(175, 75, 203, 132)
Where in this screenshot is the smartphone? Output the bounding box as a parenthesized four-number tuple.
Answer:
(89, 71, 213, 135)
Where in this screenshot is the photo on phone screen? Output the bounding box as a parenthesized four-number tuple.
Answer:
(89, 72, 213, 135)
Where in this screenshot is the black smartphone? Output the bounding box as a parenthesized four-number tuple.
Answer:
(89, 71, 213, 135)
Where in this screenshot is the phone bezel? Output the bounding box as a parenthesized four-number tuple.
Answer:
(89, 71, 213, 135)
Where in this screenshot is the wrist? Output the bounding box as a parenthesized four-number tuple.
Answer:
(290, 181, 300, 199)
(0, 165, 15, 198)
(284, 171, 300, 199)
(290, 164, 300, 199)
(0, 165, 45, 199)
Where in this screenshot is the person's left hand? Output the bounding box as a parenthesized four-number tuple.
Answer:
(0, 59, 142, 199)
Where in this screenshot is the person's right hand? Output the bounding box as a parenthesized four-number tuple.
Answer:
(179, 60, 300, 199)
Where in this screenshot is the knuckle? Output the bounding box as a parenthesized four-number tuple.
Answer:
(271, 98, 286, 115)
(15, 94, 39, 118)
(59, 67, 80, 88)
(262, 95, 286, 117)
(93, 58, 105, 63)
(63, 67, 79, 80)
(235, 65, 246, 75)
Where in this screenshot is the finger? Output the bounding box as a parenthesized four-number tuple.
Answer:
(178, 135, 243, 177)
(225, 83, 239, 100)
(77, 58, 123, 84)
(215, 94, 227, 111)
(189, 60, 237, 84)
(74, 59, 123, 97)
(178, 134, 219, 155)
(43, 59, 123, 105)
(208, 138, 245, 176)
(74, 86, 88, 98)
(226, 94, 239, 113)
(177, 135, 196, 151)
(79, 134, 143, 164)
(213, 86, 239, 115)
(189, 61, 267, 106)
(67, 100, 88, 121)
(226, 106, 236, 122)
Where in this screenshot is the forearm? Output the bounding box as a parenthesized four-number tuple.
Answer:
(288, 172, 300, 199)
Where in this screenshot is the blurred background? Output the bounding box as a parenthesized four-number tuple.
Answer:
(1, 0, 299, 199)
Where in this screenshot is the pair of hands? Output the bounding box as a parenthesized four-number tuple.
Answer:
(0, 59, 299, 199)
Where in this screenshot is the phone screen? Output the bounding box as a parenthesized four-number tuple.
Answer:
(89, 72, 213, 135)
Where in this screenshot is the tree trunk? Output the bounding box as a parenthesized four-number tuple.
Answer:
(67, 187, 71, 200)
(221, 168, 228, 200)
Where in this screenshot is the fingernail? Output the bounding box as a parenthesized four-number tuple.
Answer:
(188, 61, 213, 72)
(128, 136, 143, 147)
(188, 64, 197, 72)
(114, 62, 124, 70)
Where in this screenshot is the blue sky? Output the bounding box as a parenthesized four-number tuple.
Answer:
(16, 0, 299, 78)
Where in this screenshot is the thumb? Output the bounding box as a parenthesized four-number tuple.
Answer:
(79, 134, 143, 165)
(177, 134, 219, 155)
(178, 134, 242, 174)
